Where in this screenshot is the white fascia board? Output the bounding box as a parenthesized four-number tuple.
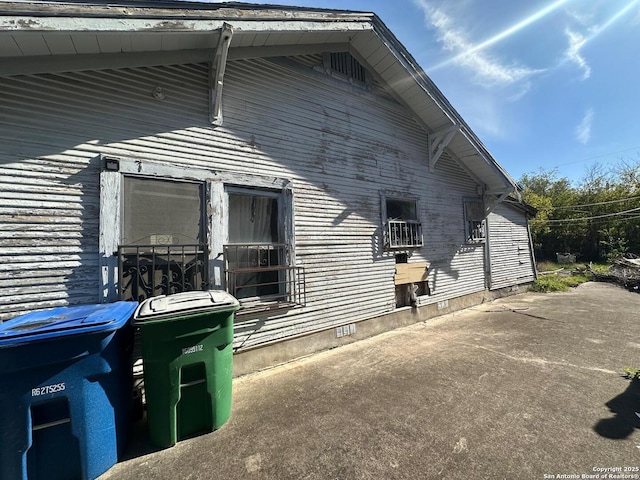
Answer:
(368, 23, 456, 129)
(368, 18, 518, 193)
(0, 16, 372, 33)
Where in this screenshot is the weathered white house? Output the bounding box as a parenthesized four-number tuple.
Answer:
(0, 1, 536, 374)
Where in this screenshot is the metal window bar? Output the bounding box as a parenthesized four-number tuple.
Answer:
(224, 244, 305, 308)
(224, 243, 288, 269)
(385, 220, 424, 249)
(227, 265, 306, 307)
(118, 244, 208, 302)
(468, 221, 486, 242)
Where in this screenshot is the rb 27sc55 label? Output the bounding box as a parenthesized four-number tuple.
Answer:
(32, 383, 66, 397)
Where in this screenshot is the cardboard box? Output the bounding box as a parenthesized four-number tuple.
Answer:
(394, 262, 429, 285)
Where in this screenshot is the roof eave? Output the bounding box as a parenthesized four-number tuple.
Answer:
(0, 1, 518, 194)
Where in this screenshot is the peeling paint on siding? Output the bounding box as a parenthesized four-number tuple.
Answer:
(488, 203, 536, 290)
(0, 57, 512, 350)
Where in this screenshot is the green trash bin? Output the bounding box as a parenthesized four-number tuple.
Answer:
(133, 290, 239, 448)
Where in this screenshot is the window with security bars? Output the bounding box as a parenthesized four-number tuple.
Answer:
(383, 198, 423, 249)
(464, 200, 486, 243)
(225, 190, 305, 309)
(118, 177, 208, 301)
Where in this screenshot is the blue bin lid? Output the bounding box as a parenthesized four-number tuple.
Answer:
(0, 301, 138, 346)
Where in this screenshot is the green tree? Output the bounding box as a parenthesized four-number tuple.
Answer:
(519, 161, 640, 262)
(519, 169, 577, 260)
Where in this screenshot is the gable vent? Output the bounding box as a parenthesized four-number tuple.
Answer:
(327, 52, 367, 83)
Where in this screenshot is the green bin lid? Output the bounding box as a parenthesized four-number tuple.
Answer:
(133, 290, 239, 324)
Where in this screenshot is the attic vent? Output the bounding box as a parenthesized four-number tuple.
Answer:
(326, 52, 367, 83)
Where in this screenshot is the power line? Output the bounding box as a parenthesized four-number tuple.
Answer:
(553, 195, 640, 210)
(547, 206, 640, 223)
(555, 146, 640, 168)
(547, 215, 640, 227)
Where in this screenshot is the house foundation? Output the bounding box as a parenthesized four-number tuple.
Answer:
(232, 284, 531, 377)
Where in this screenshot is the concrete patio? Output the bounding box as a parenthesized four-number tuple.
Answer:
(100, 282, 640, 479)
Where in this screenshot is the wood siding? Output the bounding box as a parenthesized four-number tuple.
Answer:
(488, 203, 536, 290)
(1, 58, 493, 348)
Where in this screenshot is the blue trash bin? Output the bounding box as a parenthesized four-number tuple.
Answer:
(0, 301, 138, 480)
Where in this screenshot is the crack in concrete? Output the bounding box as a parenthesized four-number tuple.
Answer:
(512, 309, 565, 323)
(475, 306, 565, 323)
(450, 340, 617, 375)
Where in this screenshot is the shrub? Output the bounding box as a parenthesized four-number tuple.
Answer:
(623, 367, 640, 380)
(530, 274, 590, 292)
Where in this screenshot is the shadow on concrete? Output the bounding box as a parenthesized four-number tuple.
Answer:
(121, 411, 162, 460)
(594, 379, 640, 439)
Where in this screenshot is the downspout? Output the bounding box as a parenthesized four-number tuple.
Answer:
(484, 206, 492, 290)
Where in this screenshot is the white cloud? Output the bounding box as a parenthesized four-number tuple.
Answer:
(419, 4, 543, 89)
(565, 9, 595, 26)
(575, 108, 594, 144)
(564, 29, 591, 80)
(563, 1, 640, 80)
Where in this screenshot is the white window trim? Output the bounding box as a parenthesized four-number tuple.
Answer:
(98, 155, 294, 303)
(222, 185, 298, 310)
(380, 194, 423, 250)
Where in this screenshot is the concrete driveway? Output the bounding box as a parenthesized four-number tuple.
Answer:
(101, 282, 640, 480)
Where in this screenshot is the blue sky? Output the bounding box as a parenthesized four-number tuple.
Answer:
(202, 0, 640, 184)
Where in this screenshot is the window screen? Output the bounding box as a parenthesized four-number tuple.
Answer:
(122, 177, 203, 245)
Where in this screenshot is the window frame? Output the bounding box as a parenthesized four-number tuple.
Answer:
(381, 194, 423, 250)
(464, 198, 486, 244)
(99, 156, 301, 310)
(117, 175, 209, 301)
(223, 186, 297, 307)
(217, 181, 300, 313)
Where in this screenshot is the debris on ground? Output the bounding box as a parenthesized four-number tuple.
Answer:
(588, 254, 640, 293)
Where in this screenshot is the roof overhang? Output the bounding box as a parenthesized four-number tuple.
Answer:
(0, 0, 519, 198)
